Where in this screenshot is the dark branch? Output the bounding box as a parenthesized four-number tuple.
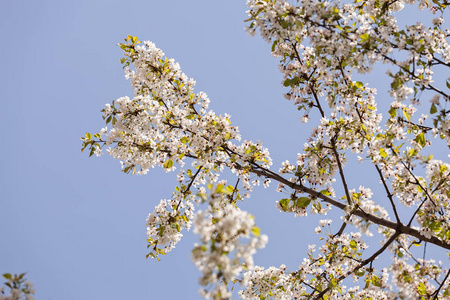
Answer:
(249, 164, 450, 251)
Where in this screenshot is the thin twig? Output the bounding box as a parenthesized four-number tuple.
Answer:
(375, 164, 401, 223)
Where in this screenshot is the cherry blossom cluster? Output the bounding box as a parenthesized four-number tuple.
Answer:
(390, 256, 447, 298)
(240, 231, 385, 299)
(192, 184, 268, 299)
(239, 265, 304, 299)
(346, 186, 388, 237)
(0, 273, 34, 300)
(82, 36, 271, 180)
(82, 36, 272, 259)
(145, 192, 197, 259)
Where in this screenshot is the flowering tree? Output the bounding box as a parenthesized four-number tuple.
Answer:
(82, 0, 450, 298)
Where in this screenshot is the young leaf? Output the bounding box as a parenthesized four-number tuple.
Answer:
(296, 197, 311, 209)
(430, 103, 437, 114)
(163, 157, 173, 169)
(251, 226, 261, 237)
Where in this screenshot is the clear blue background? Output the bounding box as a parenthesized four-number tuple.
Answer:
(0, 1, 447, 299)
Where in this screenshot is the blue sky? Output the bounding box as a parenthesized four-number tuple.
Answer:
(1, 1, 448, 299)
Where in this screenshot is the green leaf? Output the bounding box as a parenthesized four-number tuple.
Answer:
(215, 184, 225, 194)
(388, 107, 397, 118)
(279, 199, 290, 211)
(2, 273, 12, 280)
(391, 77, 403, 89)
(430, 103, 437, 114)
(296, 197, 311, 209)
(328, 278, 338, 288)
(180, 136, 189, 143)
(354, 81, 364, 89)
(89, 146, 95, 157)
(371, 275, 382, 287)
(313, 201, 322, 212)
(414, 132, 426, 147)
(163, 157, 173, 169)
(156, 248, 166, 255)
(417, 282, 427, 296)
(379, 148, 388, 158)
(402, 108, 411, 121)
(271, 40, 279, 52)
(429, 221, 442, 231)
(320, 189, 331, 196)
(251, 226, 260, 237)
(360, 33, 369, 42)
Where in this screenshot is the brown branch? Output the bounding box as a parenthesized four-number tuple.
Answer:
(397, 117, 434, 132)
(249, 164, 450, 251)
(432, 268, 450, 299)
(431, 55, 450, 68)
(230, 177, 240, 203)
(382, 54, 449, 99)
(330, 139, 353, 206)
(407, 196, 429, 227)
(175, 166, 203, 211)
(375, 164, 401, 223)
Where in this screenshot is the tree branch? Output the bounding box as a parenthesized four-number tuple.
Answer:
(249, 164, 450, 250)
(375, 164, 401, 223)
(432, 268, 450, 299)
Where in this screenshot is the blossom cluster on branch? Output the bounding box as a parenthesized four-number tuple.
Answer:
(0, 273, 34, 300)
(83, 0, 450, 298)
